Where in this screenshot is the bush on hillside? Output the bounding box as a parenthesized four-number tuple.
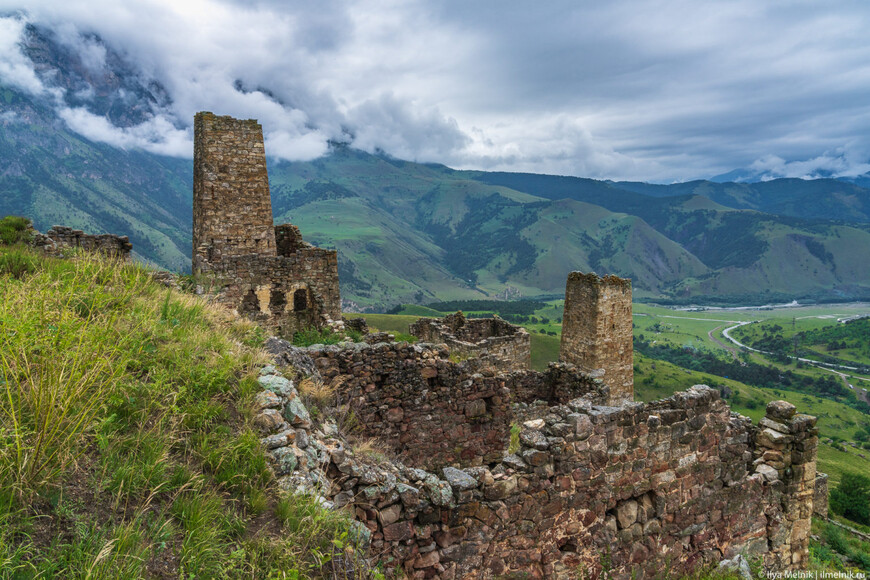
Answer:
(830, 471, 870, 525)
(0, 215, 32, 245)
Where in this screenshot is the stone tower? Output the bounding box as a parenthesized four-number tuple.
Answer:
(193, 112, 277, 274)
(559, 271, 633, 405)
(191, 112, 341, 336)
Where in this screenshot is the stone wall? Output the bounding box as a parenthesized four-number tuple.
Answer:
(409, 312, 531, 372)
(254, 357, 819, 579)
(192, 112, 341, 336)
(297, 341, 603, 471)
(560, 272, 634, 406)
(751, 401, 818, 570)
(32, 225, 132, 259)
(210, 248, 341, 336)
(192, 112, 275, 273)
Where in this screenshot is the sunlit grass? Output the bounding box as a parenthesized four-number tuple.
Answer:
(0, 244, 371, 578)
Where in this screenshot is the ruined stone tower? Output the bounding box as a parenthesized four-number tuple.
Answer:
(193, 112, 276, 273)
(192, 112, 340, 336)
(559, 271, 633, 405)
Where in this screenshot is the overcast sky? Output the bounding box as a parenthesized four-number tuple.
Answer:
(2, 0, 870, 182)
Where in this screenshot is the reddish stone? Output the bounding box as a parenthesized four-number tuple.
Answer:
(383, 521, 415, 542)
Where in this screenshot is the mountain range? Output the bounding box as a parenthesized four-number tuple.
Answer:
(3, 24, 870, 310)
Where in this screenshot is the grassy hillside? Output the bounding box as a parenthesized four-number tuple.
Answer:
(0, 242, 364, 578)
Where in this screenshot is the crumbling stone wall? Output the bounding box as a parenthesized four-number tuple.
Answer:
(560, 271, 633, 406)
(409, 312, 531, 371)
(254, 356, 819, 579)
(32, 225, 132, 259)
(301, 341, 603, 470)
(752, 401, 819, 570)
(192, 112, 340, 335)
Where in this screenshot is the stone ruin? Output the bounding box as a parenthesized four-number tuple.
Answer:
(31, 225, 132, 259)
(259, 338, 819, 579)
(191, 112, 818, 578)
(409, 312, 531, 371)
(560, 272, 633, 406)
(192, 112, 340, 336)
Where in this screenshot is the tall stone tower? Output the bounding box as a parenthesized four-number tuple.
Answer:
(192, 112, 277, 274)
(559, 271, 633, 405)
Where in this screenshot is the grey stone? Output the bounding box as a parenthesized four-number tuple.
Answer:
(718, 555, 752, 580)
(260, 428, 295, 450)
(755, 463, 780, 483)
(519, 428, 549, 451)
(265, 338, 321, 379)
(502, 453, 528, 471)
(616, 500, 638, 529)
(442, 467, 478, 491)
(257, 374, 297, 398)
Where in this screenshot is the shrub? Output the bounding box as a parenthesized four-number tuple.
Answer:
(830, 471, 870, 525)
(0, 216, 32, 245)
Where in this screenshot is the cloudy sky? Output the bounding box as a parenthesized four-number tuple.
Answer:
(2, 0, 870, 182)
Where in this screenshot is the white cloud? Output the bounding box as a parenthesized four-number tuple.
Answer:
(2, 1, 870, 180)
(0, 15, 50, 95)
(58, 106, 191, 157)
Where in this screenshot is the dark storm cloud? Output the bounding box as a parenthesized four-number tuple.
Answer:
(2, 0, 870, 181)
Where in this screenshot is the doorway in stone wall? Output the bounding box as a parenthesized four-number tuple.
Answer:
(293, 288, 308, 311)
(239, 288, 260, 314)
(270, 288, 286, 314)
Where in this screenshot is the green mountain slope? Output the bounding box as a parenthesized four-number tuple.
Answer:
(0, 86, 192, 270)
(5, 81, 870, 308)
(612, 178, 870, 223)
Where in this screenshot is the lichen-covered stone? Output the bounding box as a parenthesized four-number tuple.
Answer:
(442, 467, 478, 491)
(283, 397, 311, 428)
(271, 447, 298, 474)
(257, 374, 296, 398)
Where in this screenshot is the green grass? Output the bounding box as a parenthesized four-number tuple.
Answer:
(0, 216, 32, 245)
(0, 245, 369, 578)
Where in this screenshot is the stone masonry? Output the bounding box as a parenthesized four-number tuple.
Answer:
(254, 344, 820, 578)
(31, 225, 132, 259)
(409, 312, 531, 372)
(193, 112, 276, 272)
(192, 112, 340, 336)
(560, 272, 633, 406)
(291, 340, 604, 471)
